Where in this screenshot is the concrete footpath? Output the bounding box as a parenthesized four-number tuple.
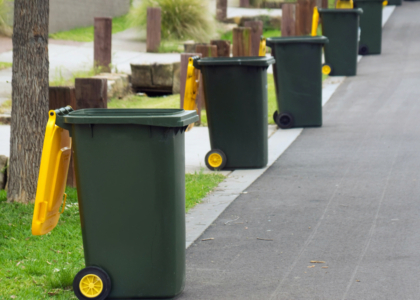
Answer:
(178, 3, 420, 300)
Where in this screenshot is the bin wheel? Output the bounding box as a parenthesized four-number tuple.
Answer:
(273, 111, 279, 124)
(275, 112, 294, 129)
(73, 266, 111, 300)
(322, 63, 332, 75)
(205, 149, 227, 171)
(359, 44, 369, 55)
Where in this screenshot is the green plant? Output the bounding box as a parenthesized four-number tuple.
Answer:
(0, 0, 12, 36)
(128, 0, 215, 42)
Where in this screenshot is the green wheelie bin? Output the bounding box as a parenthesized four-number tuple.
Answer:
(31, 106, 198, 300)
(354, 0, 384, 54)
(267, 36, 329, 129)
(387, 0, 401, 6)
(193, 56, 275, 171)
(319, 8, 363, 76)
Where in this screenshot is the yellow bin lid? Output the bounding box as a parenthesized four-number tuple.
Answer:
(32, 110, 72, 235)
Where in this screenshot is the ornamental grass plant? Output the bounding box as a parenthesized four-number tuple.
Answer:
(128, 0, 216, 42)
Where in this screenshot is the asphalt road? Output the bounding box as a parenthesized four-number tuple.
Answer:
(178, 3, 420, 300)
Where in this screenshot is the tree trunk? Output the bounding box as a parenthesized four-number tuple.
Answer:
(8, 0, 49, 203)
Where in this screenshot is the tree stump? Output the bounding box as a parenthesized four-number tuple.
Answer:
(94, 17, 112, 72)
(75, 78, 108, 109)
(216, 0, 227, 21)
(244, 21, 263, 56)
(147, 7, 161, 53)
(240, 0, 250, 7)
(180, 53, 202, 124)
(232, 27, 252, 57)
(210, 40, 231, 57)
(281, 3, 297, 37)
(49, 86, 77, 188)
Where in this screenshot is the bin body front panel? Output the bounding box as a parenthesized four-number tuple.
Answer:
(271, 42, 323, 127)
(72, 123, 186, 299)
(320, 11, 360, 76)
(201, 65, 268, 169)
(354, 1, 383, 54)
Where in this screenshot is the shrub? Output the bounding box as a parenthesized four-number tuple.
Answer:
(0, 0, 12, 37)
(128, 0, 215, 42)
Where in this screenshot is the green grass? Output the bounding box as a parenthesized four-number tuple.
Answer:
(49, 15, 130, 42)
(0, 62, 12, 70)
(0, 172, 224, 298)
(49, 66, 108, 87)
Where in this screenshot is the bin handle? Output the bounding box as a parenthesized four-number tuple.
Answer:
(383, 0, 388, 5)
(311, 7, 319, 37)
(183, 57, 200, 131)
(336, 0, 354, 9)
(259, 37, 267, 56)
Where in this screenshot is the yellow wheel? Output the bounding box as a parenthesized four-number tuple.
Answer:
(74, 267, 111, 300)
(322, 64, 332, 75)
(205, 149, 227, 171)
(80, 274, 103, 298)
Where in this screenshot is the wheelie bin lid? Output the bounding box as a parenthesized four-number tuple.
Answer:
(318, 8, 363, 14)
(55, 108, 199, 128)
(266, 36, 328, 46)
(193, 56, 275, 69)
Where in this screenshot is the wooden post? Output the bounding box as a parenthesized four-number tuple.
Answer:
(296, 0, 317, 36)
(216, 0, 227, 21)
(94, 17, 112, 72)
(232, 27, 252, 57)
(180, 53, 202, 124)
(195, 44, 218, 58)
(210, 40, 231, 57)
(244, 21, 263, 56)
(147, 7, 161, 53)
(49, 87, 77, 187)
(240, 0, 250, 7)
(75, 78, 108, 109)
(281, 3, 297, 37)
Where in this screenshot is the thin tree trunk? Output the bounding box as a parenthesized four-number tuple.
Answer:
(8, 0, 49, 203)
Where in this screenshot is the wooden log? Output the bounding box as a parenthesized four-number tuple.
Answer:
(75, 78, 108, 109)
(232, 27, 252, 57)
(240, 0, 250, 7)
(94, 17, 112, 72)
(195, 44, 218, 58)
(244, 21, 263, 56)
(147, 7, 161, 53)
(180, 53, 202, 124)
(296, 0, 317, 36)
(281, 3, 297, 37)
(49, 86, 77, 187)
(210, 40, 231, 57)
(216, 0, 227, 21)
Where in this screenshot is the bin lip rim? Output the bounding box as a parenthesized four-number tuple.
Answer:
(194, 56, 275, 67)
(56, 108, 199, 127)
(266, 36, 329, 45)
(318, 8, 363, 13)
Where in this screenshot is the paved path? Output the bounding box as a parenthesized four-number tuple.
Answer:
(178, 3, 420, 299)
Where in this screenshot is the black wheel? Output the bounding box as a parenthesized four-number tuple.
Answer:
(273, 110, 279, 124)
(359, 44, 369, 55)
(73, 266, 111, 300)
(275, 112, 294, 129)
(322, 63, 332, 75)
(205, 149, 227, 171)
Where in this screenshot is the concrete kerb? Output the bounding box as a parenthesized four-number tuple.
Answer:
(185, 5, 397, 248)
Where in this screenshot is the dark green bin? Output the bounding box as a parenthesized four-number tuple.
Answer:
(55, 107, 198, 300)
(267, 36, 328, 129)
(319, 8, 363, 76)
(354, 0, 383, 54)
(387, 0, 401, 6)
(193, 56, 275, 170)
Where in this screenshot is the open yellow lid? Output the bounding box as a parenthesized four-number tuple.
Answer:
(32, 109, 72, 235)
